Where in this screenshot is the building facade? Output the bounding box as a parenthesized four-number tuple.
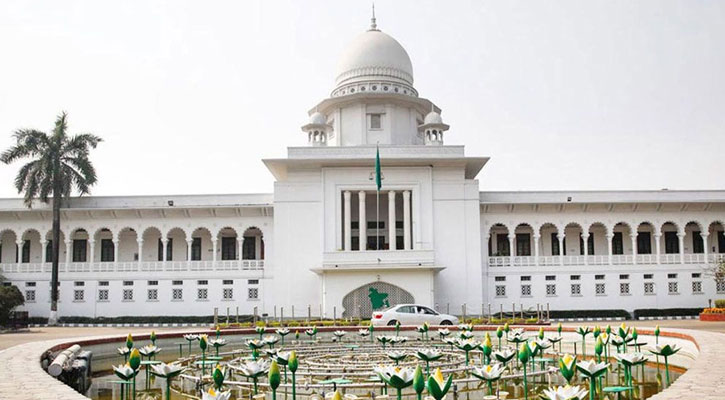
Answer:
(2, 18, 724, 319)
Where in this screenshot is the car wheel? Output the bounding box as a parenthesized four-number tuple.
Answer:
(440, 320, 452, 326)
(387, 320, 398, 326)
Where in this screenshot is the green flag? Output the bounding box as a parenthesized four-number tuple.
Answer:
(375, 145, 382, 191)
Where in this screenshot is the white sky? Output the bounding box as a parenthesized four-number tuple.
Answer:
(0, 0, 723, 198)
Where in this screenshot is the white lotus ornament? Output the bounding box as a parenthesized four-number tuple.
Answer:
(202, 388, 232, 400)
(540, 385, 588, 400)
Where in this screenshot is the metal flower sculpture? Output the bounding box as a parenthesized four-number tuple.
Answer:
(386, 350, 408, 365)
(183, 334, 198, 355)
(128, 348, 142, 400)
(495, 326, 504, 350)
(333, 330, 346, 342)
(576, 360, 609, 400)
(426, 368, 453, 400)
(232, 359, 270, 394)
(377, 335, 393, 349)
(275, 351, 291, 383)
(413, 365, 425, 400)
(268, 360, 282, 400)
(558, 354, 577, 384)
(150, 362, 186, 400)
(150, 331, 157, 346)
(375, 365, 415, 400)
(126, 333, 134, 350)
(458, 323, 473, 332)
(415, 348, 443, 376)
(199, 334, 210, 376)
(255, 325, 266, 340)
(615, 352, 647, 388)
(201, 388, 231, 400)
(288, 351, 299, 400)
(471, 363, 505, 395)
(209, 338, 227, 357)
(481, 333, 493, 364)
(518, 342, 531, 400)
(437, 328, 451, 340)
(358, 328, 370, 339)
(576, 326, 592, 357)
(455, 338, 480, 365)
(650, 344, 680, 386)
(113, 363, 138, 400)
(118, 346, 131, 363)
(493, 348, 516, 369)
(276, 328, 291, 344)
(138, 344, 161, 359)
(305, 327, 317, 341)
(263, 335, 280, 349)
(540, 385, 588, 400)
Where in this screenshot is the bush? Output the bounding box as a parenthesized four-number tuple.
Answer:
(702, 308, 725, 314)
(633, 308, 703, 319)
(715, 299, 725, 308)
(0, 284, 24, 327)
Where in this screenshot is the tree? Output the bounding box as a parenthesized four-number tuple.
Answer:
(1, 112, 101, 324)
(0, 274, 25, 327)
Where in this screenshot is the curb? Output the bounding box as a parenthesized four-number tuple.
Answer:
(550, 317, 625, 322)
(637, 316, 698, 321)
(29, 323, 210, 328)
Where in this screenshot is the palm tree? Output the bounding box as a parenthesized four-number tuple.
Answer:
(1, 112, 101, 324)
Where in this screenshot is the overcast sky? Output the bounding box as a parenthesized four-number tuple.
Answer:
(0, 0, 723, 198)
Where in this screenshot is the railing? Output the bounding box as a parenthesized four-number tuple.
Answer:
(0, 260, 265, 274)
(487, 252, 724, 267)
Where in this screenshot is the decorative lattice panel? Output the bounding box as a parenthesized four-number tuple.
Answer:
(342, 281, 414, 318)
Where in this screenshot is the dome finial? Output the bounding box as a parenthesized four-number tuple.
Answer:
(369, 3, 378, 31)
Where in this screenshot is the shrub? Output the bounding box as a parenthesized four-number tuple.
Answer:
(701, 308, 725, 314)
(715, 299, 725, 308)
(633, 308, 702, 319)
(0, 284, 24, 326)
(549, 309, 630, 319)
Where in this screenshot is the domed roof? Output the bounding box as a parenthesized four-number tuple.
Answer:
(424, 110, 443, 125)
(309, 111, 327, 125)
(335, 29, 414, 88)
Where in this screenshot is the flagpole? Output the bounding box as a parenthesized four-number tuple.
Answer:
(376, 185, 380, 250)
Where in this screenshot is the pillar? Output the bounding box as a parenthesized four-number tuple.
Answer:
(582, 233, 589, 265)
(606, 234, 613, 265)
(65, 240, 72, 264)
(533, 234, 540, 266)
(161, 238, 168, 262)
(703, 233, 710, 261)
(137, 239, 143, 267)
(344, 191, 352, 250)
(558, 234, 564, 266)
(678, 233, 685, 264)
(654, 234, 661, 264)
(40, 240, 47, 263)
(631, 234, 638, 265)
(212, 239, 218, 262)
(358, 191, 367, 250)
(88, 240, 95, 263)
(508, 234, 515, 266)
(403, 190, 411, 250)
(113, 239, 119, 263)
(388, 191, 396, 250)
(15, 240, 22, 263)
(237, 238, 243, 268)
(186, 239, 193, 261)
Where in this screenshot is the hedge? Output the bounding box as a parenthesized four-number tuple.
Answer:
(632, 308, 703, 319)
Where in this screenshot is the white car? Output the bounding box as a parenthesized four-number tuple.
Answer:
(371, 304, 459, 327)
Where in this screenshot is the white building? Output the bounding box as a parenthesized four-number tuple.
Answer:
(2, 18, 724, 320)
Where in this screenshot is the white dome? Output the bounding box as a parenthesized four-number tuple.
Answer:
(424, 111, 443, 125)
(335, 29, 414, 88)
(309, 111, 327, 125)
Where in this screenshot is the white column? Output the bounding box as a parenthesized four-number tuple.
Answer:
(161, 238, 168, 261)
(558, 234, 564, 266)
(388, 191, 396, 250)
(65, 240, 72, 264)
(703, 233, 710, 262)
(631, 234, 638, 265)
(508, 234, 515, 266)
(344, 191, 352, 251)
(187, 239, 193, 261)
(403, 190, 411, 250)
(88, 240, 95, 263)
(582, 233, 589, 265)
(255, 236, 261, 260)
(654, 234, 662, 264)
(237, 238, 243, 268)
(212, 239, 218, 262)
(137, 239, 143, 267)
(533, 234, 540, 266)
(15, 240, 23, 263)
(678, 233, 685, 264)
(606, 234, 613, 265)
(358, 191, 367, 251)
(40, 240, 47, 263)
(113, 239, 119, 263)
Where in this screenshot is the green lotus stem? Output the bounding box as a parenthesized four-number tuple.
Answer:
(215, 346, 219, 357)
(588, 377, 595, 400)
(291, 372, 296, 400)
(465, 350, 470, 365)
(425, 361, 430, 377)
(582, 337, 586, 357)
(498, 337, 501, 350)
(487, 381, 493, 395)
(133, 374, 137, 400)
(188, 341, 192, 355)
(121, 383, 125, 400)
(284, 365, 288, 384)
(664, 356, 671, 386)
(253, 377, 259, 394)
(522, 363, 528, 400)
(396, 387, 402, 400)
(201, 349, 206, 377)
(166, 379, 171, 400)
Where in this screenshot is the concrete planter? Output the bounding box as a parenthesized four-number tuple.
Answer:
(699, 312, 725, 321)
